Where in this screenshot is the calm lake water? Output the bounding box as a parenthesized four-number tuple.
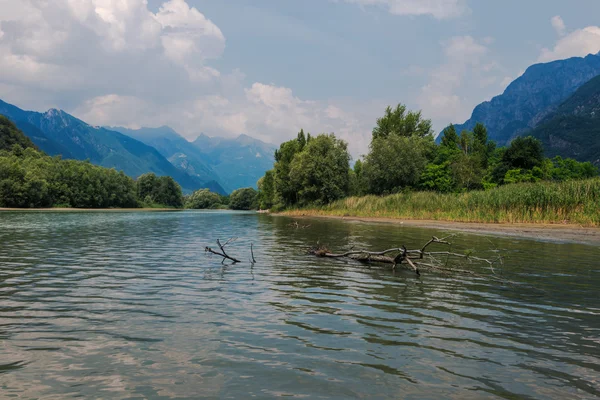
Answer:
(0, 211, 599, 399)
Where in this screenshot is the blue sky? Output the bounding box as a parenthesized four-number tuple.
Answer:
(1, 0, 600, 155)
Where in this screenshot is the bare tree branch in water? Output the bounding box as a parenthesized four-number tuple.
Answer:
(205, 237, 241, 263)
(308, 235, 509, 283)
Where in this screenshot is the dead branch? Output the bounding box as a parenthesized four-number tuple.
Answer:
(251, 243, 256, 263)
(308, 235, 507, 282)
(205, 237, 241, 263)
(289, 221, 311, 229)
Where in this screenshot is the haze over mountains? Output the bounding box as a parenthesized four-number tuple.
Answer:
(112, 127, 276, 193)
(0, 99, 275, 194)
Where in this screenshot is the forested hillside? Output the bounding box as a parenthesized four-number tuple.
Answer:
(529, 75, 600, 164)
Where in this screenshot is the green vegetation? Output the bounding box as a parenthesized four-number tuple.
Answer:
(0, 116, 36, 151)
(0, 146, 138, 208)
(0, 118, 187, 209)
(258, 102, 599, 225)
(136, 173, 183, 208)
(229, 188, 258, 210)
(285, 178, 600, 226)
(184, 187, 258, 210)
(185, 189, 229, 209)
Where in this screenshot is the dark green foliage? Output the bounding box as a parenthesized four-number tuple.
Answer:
(440, 125, 459, 148)
(289, 134, 351, 205)
(363, 135, 433, 195)
(491, 136, 544, 184)
(503, 136, 545, 170)
(372, 104, 433, 139)
(0, 116, 36, 151)
(136, 173, 183, 208)
(185, 189, 223, 209)
(272, 132, 306, 207)
(229, 187, 258, 210)
(0, 146, 137, 208)
(257, 170, 275, 209)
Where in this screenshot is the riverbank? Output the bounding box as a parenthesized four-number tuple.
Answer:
(0, 208, 184, 212)
(279, 212, 600, 245)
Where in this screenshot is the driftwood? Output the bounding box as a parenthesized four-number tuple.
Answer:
(309, 235, 507, 282)
(206, 238, 241, 263)
(205, 238, 258, 264)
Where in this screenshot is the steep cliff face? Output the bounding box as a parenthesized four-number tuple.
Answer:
(529, 75, 600, 164)
(448, 53, 600, 145)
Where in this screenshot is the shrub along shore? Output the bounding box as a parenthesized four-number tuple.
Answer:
(281, 178, 600, 226)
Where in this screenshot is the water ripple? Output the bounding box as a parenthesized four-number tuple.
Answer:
(0, 211, 599, 399)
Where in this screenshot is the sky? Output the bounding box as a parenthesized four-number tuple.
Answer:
(1, 0, 600, 156)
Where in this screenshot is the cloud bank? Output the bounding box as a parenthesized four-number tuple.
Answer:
(0, 0, 377, 155)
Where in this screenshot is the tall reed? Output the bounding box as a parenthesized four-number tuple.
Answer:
(284, 178, 600, 226)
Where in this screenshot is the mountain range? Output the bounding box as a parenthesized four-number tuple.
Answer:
(448, 53, 600, 146)
(0, 99, 276, 194)
(112, 127, 276, 194)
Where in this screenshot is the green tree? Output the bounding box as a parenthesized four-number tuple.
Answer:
(492, 136, 545, 184)
(272, 132, 306, 207)
(257, 170, 275, 209)
(0, 116, 36, 151)
(419, 162, 454, 193)
(349, 159, 367, 196)
(372, 104, 433, 139)
(363, 135, 433, 195)
(288, 134, 351, 205)
(185, 188, 222, 209)
(229, 187, 258, 210)
(136, 173, 183, 207)
(440, 124, 459, 149)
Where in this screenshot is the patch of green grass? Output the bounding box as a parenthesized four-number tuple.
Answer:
(285, 178, 600, 226)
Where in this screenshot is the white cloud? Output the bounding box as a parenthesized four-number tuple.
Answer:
(417, 36, 501, 129)
(539, 25, 600, 62)
(0, 0, 376, 156)
(338, 0, 468, 19)
(551, 15, 566, 37)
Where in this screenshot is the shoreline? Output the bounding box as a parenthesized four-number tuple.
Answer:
(0, 208, 184, 212)
(277, 213, 600, 245)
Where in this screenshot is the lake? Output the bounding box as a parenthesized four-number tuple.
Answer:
(1, 211, 599, 399)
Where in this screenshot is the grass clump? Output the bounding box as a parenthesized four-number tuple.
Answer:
(284, 178, 600, 226)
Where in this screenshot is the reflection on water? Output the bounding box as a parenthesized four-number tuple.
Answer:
(0, 211, 599, 399)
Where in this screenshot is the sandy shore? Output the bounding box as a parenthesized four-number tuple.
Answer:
(0, 208, 183, 212)
(278, 213, 600, 245)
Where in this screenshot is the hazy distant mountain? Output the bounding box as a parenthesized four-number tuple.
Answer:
(115, 126, 277, 193)
(529, 74, 600, 164)
(192, 133, 277, 192)
(0, 99, 223, 194)
(448, 53, 600, 146)
(110, 126, 224, 190)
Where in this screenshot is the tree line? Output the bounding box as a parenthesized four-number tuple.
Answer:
(256, 104, 598, 210)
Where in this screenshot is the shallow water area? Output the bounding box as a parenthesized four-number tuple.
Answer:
(0, 211, 599, 399)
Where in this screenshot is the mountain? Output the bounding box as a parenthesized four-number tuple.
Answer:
(447, 53, 600, 146)
(115, 126, 277, 193)
(0, 99, 225, 194)
(191, 133, 277, 192)
(109, 126, 223, 189)
(529, 75, 600, 164)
